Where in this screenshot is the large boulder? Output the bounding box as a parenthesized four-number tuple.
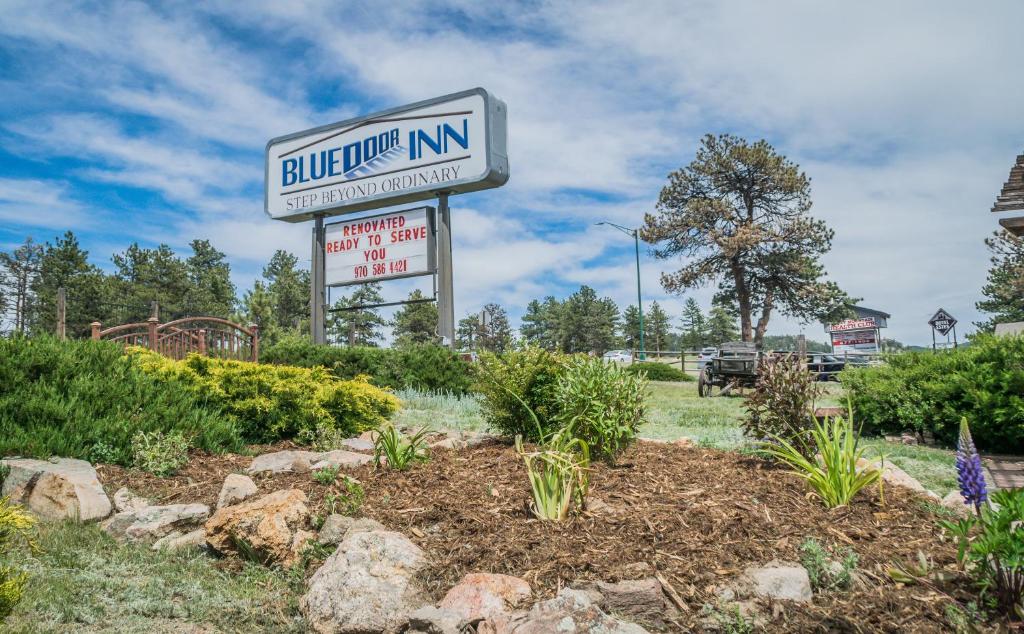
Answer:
(217, 473, 258, 509)
(480, 588, 649, 633)
(310, 450, 373, 471)
(340, 437, 375, 454)
(439, 573, 532, 623)
(247, 450, 321, 475)
(112, 487, 150, 513)
(301, 529, 429, 633)
(1, 457, 111, 522)
(205, 489, 312, 566)
(101, 503, 210, 542)
(941, 490, 972, 517)
(856, 458, 939, 499)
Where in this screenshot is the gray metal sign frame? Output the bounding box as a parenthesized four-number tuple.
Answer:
(265, 87, 509, 223)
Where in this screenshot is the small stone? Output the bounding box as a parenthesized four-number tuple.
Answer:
(586, 497, 613, 515)
(247, 450, 321, 475)
(856, 458, 932, 496)
(480, 587, 648, 633)
(102, 503, 210, 543)
(439, 573, 532, 622)
(318, 514, 386, 545)
(217, 473, 258, 509)
(588, 577, 677, 627)
(941, 490, 972, 517)
(341, 437, 375, 454)
(153, 528, 207, 552)
(310, 449, 373, 471)
(113, 487, 150, 513)
(737, 561, 812, 603)
(405, 606, 468, 634)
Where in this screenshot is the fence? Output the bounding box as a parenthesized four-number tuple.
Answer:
(90, 316, 259, 362)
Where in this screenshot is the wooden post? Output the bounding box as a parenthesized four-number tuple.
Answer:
(90, 321, 101, 341)
(150, 301, 159, 320)
(56, 287, 66, 340)
(197, 329, 207, 356)
(249, 324, 260, 362)
(147, 317, 158, 351)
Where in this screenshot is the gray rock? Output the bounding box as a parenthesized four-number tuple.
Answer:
(586, 578, 676, 627)
(480, 587, 649, 633)
(152, 528, 207, 552)
(113, 487, 150, 513)
(317, 514, 386, 546)
(856, 458, 938, 498)
(1, 457, 111, 521)
(737, 561, 812, 603)
(941, 490, 972, 517)
(247, 450, 321, 475)
(439, 572, 532, 623)
(301, 529, 429, 633)
(217, 473, 258, 509)
(310, 450, 373, 471)
(340, 437, 375, 454)
(102, 503, 210, 543)
(405, 606, 468, 634)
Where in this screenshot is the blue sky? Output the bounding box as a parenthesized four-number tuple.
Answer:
(1, 1, 1022, 344)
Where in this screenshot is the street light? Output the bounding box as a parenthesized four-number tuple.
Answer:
(596, 221, 645, 361)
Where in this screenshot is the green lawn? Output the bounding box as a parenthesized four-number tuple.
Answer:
(395, 381, 958, 495)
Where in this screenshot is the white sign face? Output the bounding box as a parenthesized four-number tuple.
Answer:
(831, 329, 879, 353)
(266, 87, 508, 222)
(829, 317, 877, 332)
(324, 207, 436, 287)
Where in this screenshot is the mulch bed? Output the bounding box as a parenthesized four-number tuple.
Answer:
(97, 441, 972, 632)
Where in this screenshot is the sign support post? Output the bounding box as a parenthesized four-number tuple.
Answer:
(311, 214, 327, 344)
(436, 192, 455, 348)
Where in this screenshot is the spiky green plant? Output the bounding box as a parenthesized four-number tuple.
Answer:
(372, 424, 429, 471)
(515, 431, 589, 521)
(762, 406, 880, 508)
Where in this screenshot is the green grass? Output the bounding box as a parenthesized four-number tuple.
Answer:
(0, 521, 305, 633)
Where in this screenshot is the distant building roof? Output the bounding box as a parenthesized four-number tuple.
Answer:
(993, 154, 1024, 237)
(851, 306, 891, 319)
(995, 321, 1024, 337)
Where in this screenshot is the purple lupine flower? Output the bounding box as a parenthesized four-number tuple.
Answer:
(955, 418, 987, 514)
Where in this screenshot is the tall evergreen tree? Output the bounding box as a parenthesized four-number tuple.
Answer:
(520, 297, 562, 350)
(328, 282, 386, 346)
(111, 243, 190, 320)
(620, 304, 642, 350)
(457, 303, 512, 352)
(185, 240, 236, 318)
(642, 134, 854, 344)
(0, 237, 43, 335)
(392, 289, 438, 346)
(240, 280, 277, 338)
(559, 285, 619, 354)
(262, 250, 309, 332)
(975, 229, 1024, 331)
(29, 232, 109, 336)
(646, 301, 671, 355)
(706, 304, 740, 346)
(679, 298, 709, 350)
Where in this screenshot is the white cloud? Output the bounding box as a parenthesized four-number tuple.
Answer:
(0, 177, 93, 230)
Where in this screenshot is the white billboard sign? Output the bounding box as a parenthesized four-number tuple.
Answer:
(831, 329, 879, 353)
(265, 87, 508, 222)
(324, 207, 436, 287)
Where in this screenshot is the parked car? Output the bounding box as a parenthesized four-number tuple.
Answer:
(696, 347, 718, 371)
(806, 353, 845, 381)
(602, 349, 632, 363)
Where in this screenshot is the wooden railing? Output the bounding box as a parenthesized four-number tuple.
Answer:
(91, 317, 259, 362)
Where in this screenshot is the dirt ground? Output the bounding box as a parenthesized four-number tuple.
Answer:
(97, 440, 973, 633)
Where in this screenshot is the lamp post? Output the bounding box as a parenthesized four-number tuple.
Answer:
(596, 221, 645, 361)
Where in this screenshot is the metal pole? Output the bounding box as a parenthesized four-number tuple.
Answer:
(436, 193, 455, 348)
(634, 230, 645, 361)
(931, 326, 936, 352)
(952, 324, 958, 349)
(311, 214, 327, 344)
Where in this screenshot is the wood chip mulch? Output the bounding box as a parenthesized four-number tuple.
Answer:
(97, 441, 975, 632)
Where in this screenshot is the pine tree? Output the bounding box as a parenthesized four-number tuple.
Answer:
(646, 301, 670, 355)
(29, 232, 108, 337)
(262, 250, 309, 333)
(620, 305, 642, 350)
(707, 304, 740, 346)
(975, 230, 1024, 331)
(185, 240, 236, 318)
(392, 289, 438, 346)
(0, 237, 43, 335)
(560, 286, 620, 354)
(328, 282, 386, 346)
(679, 298, 709, 350)
(520, 297, 562, 350)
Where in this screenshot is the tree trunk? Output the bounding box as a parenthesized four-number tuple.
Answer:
(754, 290, 774, 347)
(730, 261, 752, 341)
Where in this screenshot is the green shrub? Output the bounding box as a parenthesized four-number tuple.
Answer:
(0, 495, 35, 619)
(762, 409, 881, 508)
(475, 347, 565, 441)
(625, 361, 693, 382)
(744, 354, 823, 456)
(799, 538, 858, 591)
(842, 334, 1024, 451)
(131, 430, 189, 476)
(0, 337, 242, 465)
(553, 357, 647, 463)
(132, 349, 399, 445)
(516, 432, 589, 521)
(261, 335, 472, 394)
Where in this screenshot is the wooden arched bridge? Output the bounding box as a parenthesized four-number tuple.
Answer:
(91, 316, 259, 362)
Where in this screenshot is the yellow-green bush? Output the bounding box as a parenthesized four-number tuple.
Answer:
(130, 349, 399, 444)
(0, 495, 35, 619)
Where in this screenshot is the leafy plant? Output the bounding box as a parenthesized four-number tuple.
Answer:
(744, 354, 822, 456)
(515, 432, 590, 521)
(761, 406, 880, 508)
(941, 488, 1024, 617)
(131, 430, 190, 476)
(799, 538, 858, 591)
(475, 347, 564, 441)
(625, 361, 693, 382)
(552, 356, 646, 463)
(312, 465, 341, 485)
(0, 496, 36, 619)
(319, 476, 366, 521)
(372, 424, 429, 471)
